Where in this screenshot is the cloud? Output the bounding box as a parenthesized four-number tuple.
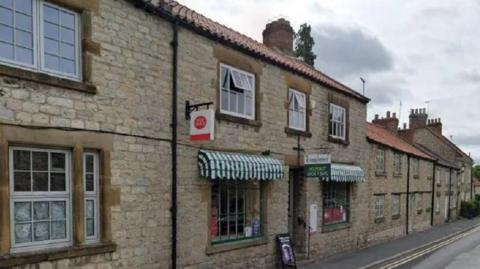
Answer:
(454, 134, 480, 147)
(312, 25, 394, 78)
(458, 69, 480, 83)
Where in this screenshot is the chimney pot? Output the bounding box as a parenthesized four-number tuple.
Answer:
(410, 109, 414, 115)
(386, 111, 391, 118)
(403, 123, 407, 129)
(392, 112, 396, 118)
(262, 18, 294, 55)
(374, 114, 379, 120)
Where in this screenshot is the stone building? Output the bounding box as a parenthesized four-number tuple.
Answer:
(399, 109, 474, 222)
(0, 0, 372, 268)
(366, 113, 434, 245)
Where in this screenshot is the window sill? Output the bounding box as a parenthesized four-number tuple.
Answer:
(285, 127, 312, 137)
(0, 242, 116, 268)
(392, 214, 401, 220)
(215, 111, 262, 127)
(417, 209, 423, 214)
(206, 237, 267, 255)
(328, 136, 349, 145)
(374, 217, 385, 224)
(322, 222, 350, 233)
(413, 175, 420, 179)
(375, 171, 387, 177)
(393, 173, 402, 178)
(0, 65, 96, 94)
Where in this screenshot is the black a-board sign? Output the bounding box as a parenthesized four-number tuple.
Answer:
(276, 234, 297, 268)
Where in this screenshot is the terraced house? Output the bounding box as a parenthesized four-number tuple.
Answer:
(0, 0, 474, 269)
(0, 0, 371, 268)
(366, 113, 434, 245)
(399, 109, 474, 222)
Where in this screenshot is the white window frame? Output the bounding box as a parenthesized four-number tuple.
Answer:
(288, 88, 306, 131)
(84, 152, 100, 243)
(393, 152, 402, 175)
(435, 196, 440, 213)
(0, 0, 81, 81)
(9, 146, 72, 253)
(329, 103, 346, 140)
(219, 63, 255, 120)
(376, 148, 385, 173)
(392, 194, 400, 216)
(374, 195, 385, 219)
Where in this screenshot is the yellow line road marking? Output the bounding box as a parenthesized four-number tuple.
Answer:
(378, 226, 480, 269)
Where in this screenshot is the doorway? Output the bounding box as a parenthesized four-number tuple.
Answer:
(288, 168, 306, 255)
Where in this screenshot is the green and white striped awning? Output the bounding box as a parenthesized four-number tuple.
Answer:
(198, 150, 284, 180)
(319, 163, 365, 182)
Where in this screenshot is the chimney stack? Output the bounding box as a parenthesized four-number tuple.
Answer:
(262, 18, 294, 55)
(427, 118, 443, 134)
(372, 110, 399, 133)
(409, 108, 428, 129)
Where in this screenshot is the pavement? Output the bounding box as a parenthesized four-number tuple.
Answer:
(300, 218, 480, 269)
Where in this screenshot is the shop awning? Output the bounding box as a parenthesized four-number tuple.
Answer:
(320, 163, 365, 182)
(198, 150, 284, 180)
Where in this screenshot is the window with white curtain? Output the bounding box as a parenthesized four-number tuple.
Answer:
(288, 88, 306, 131)
(374, 195, 385, 219)
(329, 103, 346, 139)
(84, 152, 99, 243)
(0, 0, 81, 80)
(392, 194, 400, 216)
(9, 147, 71, 252)
(220, 63, 255, 119)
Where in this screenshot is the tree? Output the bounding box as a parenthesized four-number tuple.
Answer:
(473, 165, 480, 179)
(294, 23, 317, 66)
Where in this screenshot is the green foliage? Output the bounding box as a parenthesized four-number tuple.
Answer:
(473, 165, 480, 179)
(461, 201, 480, 219)
(294, 23, 317, 66)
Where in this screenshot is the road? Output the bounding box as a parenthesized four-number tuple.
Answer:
(395, 227, 480, 269)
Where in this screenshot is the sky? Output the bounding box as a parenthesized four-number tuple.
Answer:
(179, 0, 480, 163)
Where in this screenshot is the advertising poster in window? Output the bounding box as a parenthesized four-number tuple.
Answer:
(276, 234, 297, 268)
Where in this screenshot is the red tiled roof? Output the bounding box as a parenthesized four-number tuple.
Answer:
(425, 127, 473, 162)
(144, 0, 368, 103)
(367, 123, 433, 160)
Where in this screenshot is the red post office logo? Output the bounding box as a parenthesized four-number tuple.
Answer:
(194, 116, 207, 130)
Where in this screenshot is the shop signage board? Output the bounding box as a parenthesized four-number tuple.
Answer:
(309, 203, 318, 233)
(190, 109, 214, 141)
(304, 154, 331, 178)
(276, 234, 297, 268)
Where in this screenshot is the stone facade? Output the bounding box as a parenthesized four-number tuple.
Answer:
(0, 1, 474, 269)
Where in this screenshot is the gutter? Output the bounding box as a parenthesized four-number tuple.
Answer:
(430, 162, 436, 225)
(170, 21, 179, 269)
(406, 156, 410, 234)
(448, 168, 452, 221)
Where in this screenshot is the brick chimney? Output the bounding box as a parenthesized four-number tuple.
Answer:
(409, 108, 428, 129)
(262, 18, 294, 55)
(427, 118, 442, 134)
(372, 111, 399, 133)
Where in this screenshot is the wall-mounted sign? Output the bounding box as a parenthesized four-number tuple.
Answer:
(190, 109, 214, 141)
(304, 154, 331, 178)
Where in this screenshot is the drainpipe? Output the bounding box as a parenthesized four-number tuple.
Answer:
(430, 162, 436, 226)
(447, 168, 452, 222)
(406, 156, 410, 235)
(170, 21, 179, 269)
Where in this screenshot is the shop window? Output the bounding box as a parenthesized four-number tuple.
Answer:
(0, 0, 81, 80)
(329, 103, 346, 139)
(84, 152, 99, 243)
(210, 181, 262, 244)
(9, 147, 71, 252)
(392, 194, 400, 216)
(374, 195, 385, 220)
(376, 148, 385, 173)
(393, 153, 402, 175)
(288, 88, 306, 131)
(323, 182, 349, 226)
(219, 63, 255, 120)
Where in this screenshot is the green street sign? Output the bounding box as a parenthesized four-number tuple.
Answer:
(304, 154, 331, 179)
